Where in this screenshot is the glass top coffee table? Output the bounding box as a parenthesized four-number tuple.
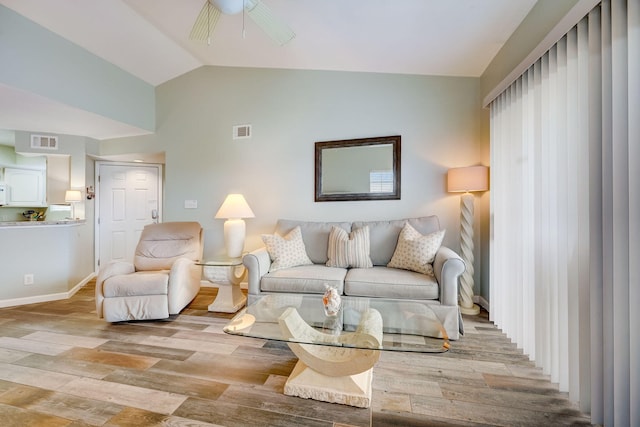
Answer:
(223, 294, 450, 409)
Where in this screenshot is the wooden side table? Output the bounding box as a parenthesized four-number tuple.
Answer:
(198, 257, 247, 313)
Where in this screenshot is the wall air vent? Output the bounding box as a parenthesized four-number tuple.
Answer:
(233, 124, 252, 140)
(31, 134, 58, 150)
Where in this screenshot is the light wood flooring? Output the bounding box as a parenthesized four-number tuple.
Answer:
(0, 282, 592, 426)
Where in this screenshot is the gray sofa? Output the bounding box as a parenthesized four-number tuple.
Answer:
(242, 216, 465, 339)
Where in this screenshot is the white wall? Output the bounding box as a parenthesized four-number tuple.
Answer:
(102, 65, 488, 287)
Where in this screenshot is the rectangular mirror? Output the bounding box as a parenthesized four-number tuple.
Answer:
(315, 135, 401, 202)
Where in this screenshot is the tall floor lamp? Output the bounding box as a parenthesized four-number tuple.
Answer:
(447, 165, 489, 315)
(215, 194, 255, 258)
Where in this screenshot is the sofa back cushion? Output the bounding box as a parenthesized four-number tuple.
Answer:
(275, 220, 351, 264)
(387, 224, 445, 276)
(261, 226, 313, 272)
(353, 216, 440, 266)
(326, 226, 373, 268)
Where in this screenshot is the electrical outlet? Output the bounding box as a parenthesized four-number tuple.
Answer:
(184, 200, 198, 209)
(24, 274, 34, 285)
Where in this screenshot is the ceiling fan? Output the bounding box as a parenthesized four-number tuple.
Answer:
(190, 0, 295, 46)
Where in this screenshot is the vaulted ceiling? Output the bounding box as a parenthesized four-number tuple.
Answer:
(0, 0, 538, 141)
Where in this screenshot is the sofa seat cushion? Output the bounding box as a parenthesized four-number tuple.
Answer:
(103, 271, 169, 298)
(344, 266, 439, 300)
(260, 265, 346, 294)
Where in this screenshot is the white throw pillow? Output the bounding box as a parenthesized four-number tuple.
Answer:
(387, 223, 445, 276)
(326, 226, 373, 268)
(261, 226, 313, 272)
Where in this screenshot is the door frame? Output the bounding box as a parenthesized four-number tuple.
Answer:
(94, 161, 164, 272)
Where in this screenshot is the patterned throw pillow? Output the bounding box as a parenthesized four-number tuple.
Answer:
(387, 223, 445, 276)
(326, 226, 373, 268)
(261, 226, 313, 272)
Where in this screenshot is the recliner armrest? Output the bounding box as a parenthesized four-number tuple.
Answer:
(167, 258, 203, 314)
(168, 257, 200, 287)
(433, 245, 465, 307)
(95, 261, 135, 318)
(243, 247, 272, 296)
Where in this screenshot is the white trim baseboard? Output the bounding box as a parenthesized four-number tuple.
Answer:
(0, 273, 96, 309)
(474, 295, 490, 313)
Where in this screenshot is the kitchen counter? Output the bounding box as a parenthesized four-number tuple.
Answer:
(0, 219, 86, 228)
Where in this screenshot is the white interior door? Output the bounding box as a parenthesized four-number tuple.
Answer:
(96, 163, 162, 268)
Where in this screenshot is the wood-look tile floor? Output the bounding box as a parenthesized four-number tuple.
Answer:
(0, 283, 593, 426)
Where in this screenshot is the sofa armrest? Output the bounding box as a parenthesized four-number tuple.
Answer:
(95, 261, 135, 318)
(433, 245, 465, 307)
(243, 247, 272, 296)
(167, 258, 203, 314)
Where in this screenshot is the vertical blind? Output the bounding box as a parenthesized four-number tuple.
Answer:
(489, 1, 638, 425)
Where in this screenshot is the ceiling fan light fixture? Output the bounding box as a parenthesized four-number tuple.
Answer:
(190, 0, 295, 46)
(212, 0, 245, 15)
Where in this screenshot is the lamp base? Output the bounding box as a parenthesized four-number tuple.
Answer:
(223, 218, 246, 258)
(458, 193, 479, 316)
(460, 303, 480, 316)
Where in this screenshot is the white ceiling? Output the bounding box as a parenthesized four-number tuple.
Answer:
(0, 0, 538, 141)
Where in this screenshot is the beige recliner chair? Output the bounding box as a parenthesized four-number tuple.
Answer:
(95, 221, 203, 322)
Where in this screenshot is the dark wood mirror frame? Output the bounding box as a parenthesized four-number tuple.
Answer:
(315, 135, 401, 202)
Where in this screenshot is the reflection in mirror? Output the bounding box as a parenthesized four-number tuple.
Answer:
(315, 135, 400, 202)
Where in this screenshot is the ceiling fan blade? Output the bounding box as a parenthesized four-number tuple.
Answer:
(189, 1, 221, 42)
(246, 0, 295, 46)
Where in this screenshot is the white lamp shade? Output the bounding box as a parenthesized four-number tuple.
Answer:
(65, 190, 82, 202)
(215, 194, 255, 219)
(447, 166, 489, 193)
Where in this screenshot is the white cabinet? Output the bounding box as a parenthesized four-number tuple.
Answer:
(3, 168, 47, 207)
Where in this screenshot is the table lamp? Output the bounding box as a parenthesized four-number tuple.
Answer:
(215, 193, 255, 258)
(65, 189, 82, 220)
(447, 165, 489, 315)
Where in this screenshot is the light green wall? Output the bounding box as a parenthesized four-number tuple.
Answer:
(0, 133, 96, 302)
(102, 65, 488, 291)
(0, 5, 155, 132)
(0, 144, 17, 165)
(0, 224, 90, 302)
(2, 0, 575, 305)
